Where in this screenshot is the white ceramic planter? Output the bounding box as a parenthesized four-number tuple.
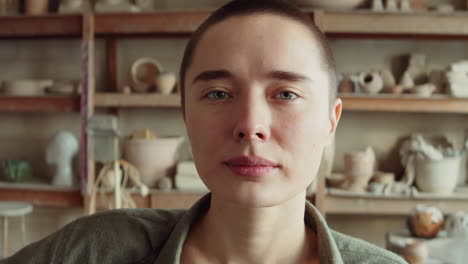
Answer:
(415, 156, 461, 194)
(123, 137, 183, 188)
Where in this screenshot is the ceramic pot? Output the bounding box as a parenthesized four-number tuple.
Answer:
(411, 83, 435, 97)
(155, 72, 177, 95)
(25, 0, 49, 15)
(2, 80, 52, 96)
(401, 241, 428, 264)
(130, 57, 162, 93)
(289, 0, 365, 10)
(407, 205, 444, 238)
(338, 73, 354, 93)
(343, 147, 376, 193)
(444, 211, 468, 237)
(400, 71, 415, 90)
(359, 71, 384, 94)
(124, 136, 183, 188)
(2, 159, 32, 183)
(414, 156, 461, 194)
(380, 69, 396, 91)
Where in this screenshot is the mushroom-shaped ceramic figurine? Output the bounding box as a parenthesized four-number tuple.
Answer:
(407, 205, 444, 238)
(46, 131, 79, 186)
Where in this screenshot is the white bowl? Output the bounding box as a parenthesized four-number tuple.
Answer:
(289, 0, 366, 10)
(2, 80, 53, 96)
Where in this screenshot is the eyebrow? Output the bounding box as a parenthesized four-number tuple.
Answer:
(191, 69, 312, 85)
(192, 69, 233, 84)
(267, 70, 312, 83)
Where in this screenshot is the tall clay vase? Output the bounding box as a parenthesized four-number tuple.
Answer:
(343, 147, 376, 193)
(25, 0, 49, 15)
(359, 71, 383, 94)
(155, 72, 177, 95)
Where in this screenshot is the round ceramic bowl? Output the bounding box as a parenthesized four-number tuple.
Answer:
(2, 80, 52, 96)
(289, 0, 366, 10)
(123, 136, 183, 188)
(415, 156, 461, 194)
(130, 57, 163, 93)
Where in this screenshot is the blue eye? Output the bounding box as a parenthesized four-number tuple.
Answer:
(207, 90, 230, 100)
(275, 91, 298, 100)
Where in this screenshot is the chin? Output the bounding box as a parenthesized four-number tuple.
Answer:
(211, 184, 307, 208)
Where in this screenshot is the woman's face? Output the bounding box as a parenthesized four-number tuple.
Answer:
(184, 14, 340, 207)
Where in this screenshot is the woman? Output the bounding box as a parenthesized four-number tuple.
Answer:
(1, 1, 407, 263)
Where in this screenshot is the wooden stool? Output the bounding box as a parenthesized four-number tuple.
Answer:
(0, 202, 33, 259)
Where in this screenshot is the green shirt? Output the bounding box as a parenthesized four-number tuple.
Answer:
(1, 194, 407, 264)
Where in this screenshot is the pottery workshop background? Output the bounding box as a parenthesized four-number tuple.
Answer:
(1, 0, 468, 256)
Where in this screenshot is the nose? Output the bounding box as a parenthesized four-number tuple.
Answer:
(233, 98, 270, 142)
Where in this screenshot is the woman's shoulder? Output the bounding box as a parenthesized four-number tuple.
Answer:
(1, 208, 187, 264)
(330, 230, 408, 264)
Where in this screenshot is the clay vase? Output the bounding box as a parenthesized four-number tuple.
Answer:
(380, 69, 396, 92)
(338, 73, 354, 93)
(155, 72, 177, 95)
(400, 71, 415, 90)
(343, 146, 376, 193)
(123, 136, 183, 188)
(25, 0, 49, 15)
(358, 71, 383, 94)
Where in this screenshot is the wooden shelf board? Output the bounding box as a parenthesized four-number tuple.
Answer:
(340, 94, 468, 113)
(0, 15, 82, 37)
(84, 190, 206, 210)
(0, 182, 82, 207)
(94, 11, 211, 36)
(324, 192, 468, 215)
(321, 11, 468, 37)
(0, 95, 81, 112)
(94, 93, 181, 108)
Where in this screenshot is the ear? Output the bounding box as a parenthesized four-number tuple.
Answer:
(327, 98, 342, 145)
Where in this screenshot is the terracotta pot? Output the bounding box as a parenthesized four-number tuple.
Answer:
(414, 156, 461, 194)
(25, 0, 49, 15)
(359, 71, 384, 94)
(123, 136, 183, 188)
(407, 205, 444, 238)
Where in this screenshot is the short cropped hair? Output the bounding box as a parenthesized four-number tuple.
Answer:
(179, 0, 337, 112)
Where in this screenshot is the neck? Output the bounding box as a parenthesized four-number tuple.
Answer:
(187, 192, 318, 264)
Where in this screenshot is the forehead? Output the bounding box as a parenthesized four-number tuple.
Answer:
(186, 13, 327, 85)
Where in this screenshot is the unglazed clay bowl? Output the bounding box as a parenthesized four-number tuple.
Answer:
(123, 136, 183, 188)
(130, 57, 162, 93)
(289, 0, 366, 10)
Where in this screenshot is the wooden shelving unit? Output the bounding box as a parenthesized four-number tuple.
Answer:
(3, 10, 468, 212)
(94, 11, 210, 36)
(0, 182, 82, 207)
(0, 15, 82, 37)
(323, 189, 468, 215)
(0, 95, 81, 112)
(340, 94, 468, 113)
(319, 10, 468, 38)
(94, 93, 180, 108)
